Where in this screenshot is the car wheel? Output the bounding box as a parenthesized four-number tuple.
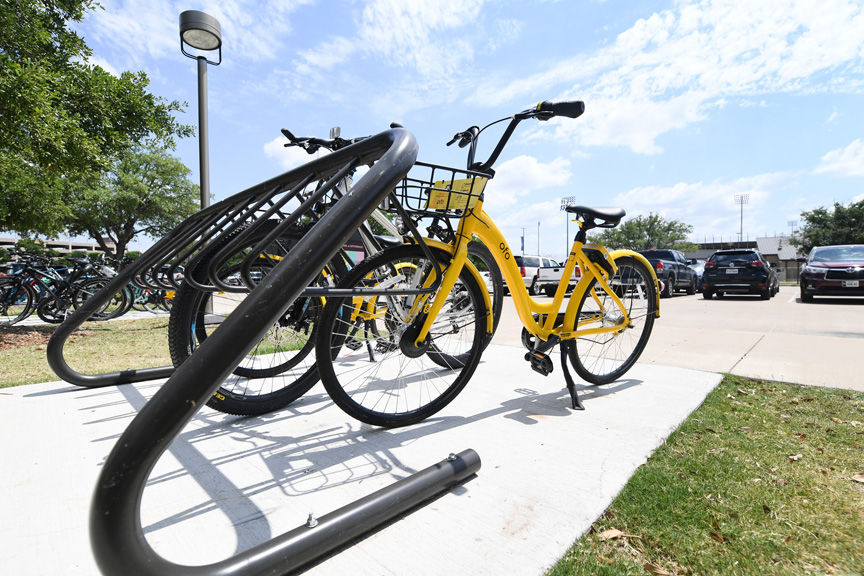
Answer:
(760, 287, 770, 300)
(716, 291, 724, 298)
(702, 289, 713, 300)
(661, 275, 674, 298)
(686, 275, 697, 295)
(544, 286, 556, 297)
(528, 278, 537, 296)
(800, 285, 813, 303)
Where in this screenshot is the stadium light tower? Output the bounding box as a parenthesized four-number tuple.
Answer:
(561, 196, 577, 256)
(734, 194, 749, 243)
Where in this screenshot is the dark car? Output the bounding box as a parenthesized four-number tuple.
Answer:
(702, 249, 779, 299)
(798, 244, 864, 302)
(688, 258, 706, 290)
(638, 249, 699, 297)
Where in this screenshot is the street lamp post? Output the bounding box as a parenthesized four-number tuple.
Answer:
(179, 10, 222, 211)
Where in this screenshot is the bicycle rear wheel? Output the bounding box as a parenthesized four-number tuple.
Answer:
(316, 244, 486, 428)
(0, 279, 35, 326)
(568, 255, 656, 384)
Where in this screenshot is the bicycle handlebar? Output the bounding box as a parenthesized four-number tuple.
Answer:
(447, 99, 585, 174)
(281, 127, 367, 154)
(534, 99, 585, 119)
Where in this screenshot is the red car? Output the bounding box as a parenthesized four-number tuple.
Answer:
(798, 244, 864, 302)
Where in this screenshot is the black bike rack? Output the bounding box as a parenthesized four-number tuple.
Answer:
(47, 128, 398, 387)
(56, 128, 482, 574)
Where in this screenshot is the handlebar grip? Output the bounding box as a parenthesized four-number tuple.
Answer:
(536, 100, 585, 119)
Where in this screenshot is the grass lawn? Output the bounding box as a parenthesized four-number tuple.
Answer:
(2, 322, 862, 575)
(0, 317, 171, 388)
(549, 375, 864, 576)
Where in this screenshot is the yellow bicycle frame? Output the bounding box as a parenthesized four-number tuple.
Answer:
(412, 198, 660, 346)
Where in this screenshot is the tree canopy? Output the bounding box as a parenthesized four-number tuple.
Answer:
(791, 199, 864, 255)
(0, 0, 192, 236)
(588, 213, 696, 252)
(66, 143, 200, 260)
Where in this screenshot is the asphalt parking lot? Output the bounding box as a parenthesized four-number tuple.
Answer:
(492, 285, 864, 392)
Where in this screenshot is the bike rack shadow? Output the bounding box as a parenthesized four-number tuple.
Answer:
(49, 128, 482, 575)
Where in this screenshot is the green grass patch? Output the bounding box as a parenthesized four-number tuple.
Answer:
(549, 375, 864, 576)
(0, 318, 171, 388)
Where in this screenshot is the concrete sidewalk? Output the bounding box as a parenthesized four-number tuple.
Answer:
(0, 343, 720, 575)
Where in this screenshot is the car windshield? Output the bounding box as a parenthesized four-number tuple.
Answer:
(811, 246, 864, 262)
(711, 252, 756, 266)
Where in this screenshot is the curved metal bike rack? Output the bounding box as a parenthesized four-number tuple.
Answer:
(48, 129, 401, 387)
(71, 128, 482, 574)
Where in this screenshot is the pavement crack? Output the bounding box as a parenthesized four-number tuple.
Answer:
(729, 334, 765, 373)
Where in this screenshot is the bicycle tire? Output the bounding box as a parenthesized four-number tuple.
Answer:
(168, 220, 348, 416)
(316, 243, 486, 428)
(0, 279, 36, 326)
(36, 297, 67, 324)
(568, 255, 656, 384)
(72, 278, 131, 320)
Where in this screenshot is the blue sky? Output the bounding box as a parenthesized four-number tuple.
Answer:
(74, 0, 864, 260)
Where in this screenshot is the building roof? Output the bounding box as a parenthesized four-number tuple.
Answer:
(756, 236, 802, 260)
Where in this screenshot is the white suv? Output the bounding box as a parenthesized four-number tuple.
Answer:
(511, 255, 559, 295)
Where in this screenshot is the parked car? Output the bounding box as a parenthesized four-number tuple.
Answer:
(509, 255, 560, 295)
(688, 259, 706, 290)
(702, 249, 779, 299)
(798, 244, 864, 302)
(638, 249, 699, 297)
(535, 260, 581, 297)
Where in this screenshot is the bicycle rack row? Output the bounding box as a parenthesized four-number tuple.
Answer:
(45, 128, 481, 575)
(47, 127, 396, 387)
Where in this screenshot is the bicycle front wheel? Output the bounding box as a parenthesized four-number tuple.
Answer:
(568, 255, 656, 384)
(316, 244, 487, 428)
(0, 279, 35, 326)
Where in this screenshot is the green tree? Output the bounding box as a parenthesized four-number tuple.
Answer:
(791, 200, 864, 255)
(0, 0, 192, 236)
(588, 213, 695, 251)
(66, 144, 199, 260)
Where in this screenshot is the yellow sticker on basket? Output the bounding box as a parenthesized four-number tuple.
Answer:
(425, 177, 487, 210)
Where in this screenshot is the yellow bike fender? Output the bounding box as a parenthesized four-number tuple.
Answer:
(418, 238, 495, 335)
(609, 249, 661, 318)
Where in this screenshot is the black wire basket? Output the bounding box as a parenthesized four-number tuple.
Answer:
(391, 161, 490, 219)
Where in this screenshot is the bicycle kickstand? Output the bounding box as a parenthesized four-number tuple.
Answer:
(559, 341, 585, 411)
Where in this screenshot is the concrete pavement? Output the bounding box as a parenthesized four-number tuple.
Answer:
(492, 285, 864, 391)
(0, 344, 719, 575)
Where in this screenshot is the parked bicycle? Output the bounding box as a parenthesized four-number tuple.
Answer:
(0, 254, 127, 325)
(314, 101, 661, 427)
(164, 127, 503, 417)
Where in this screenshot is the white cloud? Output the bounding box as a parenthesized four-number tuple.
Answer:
(813, 139, 864, 177)
(79, 0, 314, 67)
(485, 155, 572, 207)
(354, 0, 485, 77)
(612, 172, 795, 240)
(470, 0, 864, 154)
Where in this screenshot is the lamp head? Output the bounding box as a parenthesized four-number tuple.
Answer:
(179, 10, 222, 64)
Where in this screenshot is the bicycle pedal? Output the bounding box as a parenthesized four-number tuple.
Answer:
(375, 340, 399, 353)
(524, 351, 554, 376)
(345, 339, 363, 351)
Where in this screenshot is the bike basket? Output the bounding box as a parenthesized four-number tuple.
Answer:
(392, 161, 489, 218)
